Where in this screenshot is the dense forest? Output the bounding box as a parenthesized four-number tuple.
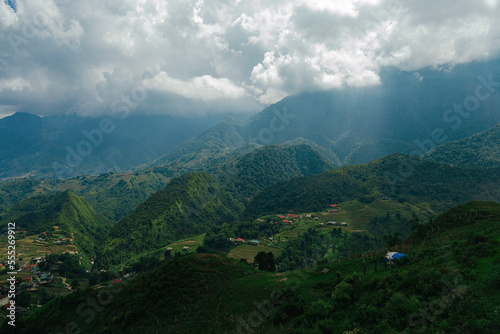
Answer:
(94, 172, 244, 268)
(245, 154, 500, 217)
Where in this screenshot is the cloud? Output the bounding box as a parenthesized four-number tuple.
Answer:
(1, 0, 500, 117)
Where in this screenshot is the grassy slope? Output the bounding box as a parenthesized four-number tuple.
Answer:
(0, 169, 171, 222)
(9, 201, 500, 333)
(1, 191, 112, 257)
(95, 172, 244, 268)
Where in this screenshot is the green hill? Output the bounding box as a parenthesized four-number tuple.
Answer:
(145, 117, 256, 176)
(9, 201, 500, 333)
(245, 154, 500, 217)
(213, 143, 334, 201)
(1, 191, 112, 257)
(0, 169, 171, 222)
(425, 123, 500, 168)
(94, 172, 244, 268)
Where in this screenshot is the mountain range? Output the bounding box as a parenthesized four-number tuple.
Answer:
(149, 62, 500, 174)
(1, 60, 500, 182)
(0, 112, 224, 180)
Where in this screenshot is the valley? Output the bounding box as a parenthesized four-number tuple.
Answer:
(0, 67, 499, 334)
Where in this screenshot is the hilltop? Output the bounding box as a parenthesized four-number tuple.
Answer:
(213, 143, 334, 201)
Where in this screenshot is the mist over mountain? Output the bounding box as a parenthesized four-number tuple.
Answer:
(151, 60, 500, 170)
(0, 112, 224, 180)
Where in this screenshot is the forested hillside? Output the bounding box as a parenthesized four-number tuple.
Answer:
(425, 123, 500, 168)
(0, 169, 170, 222)
(213, 144, 334, 201)
(94, 172, 244, 268)
(0, 191, 111, 257)
(245, 154, 500, 217)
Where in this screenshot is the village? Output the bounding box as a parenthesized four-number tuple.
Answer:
(164, 196, 406, 266)
(0, 196, 408, 320)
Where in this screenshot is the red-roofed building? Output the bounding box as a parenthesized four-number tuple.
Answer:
(21, 276, 33, 282)
(236, 238, 245, 242)
(283, 220, 290, 223)
(331, 204, 339, 207)
(329, 209, 338, 212)
(111, 279, 121, 285)
(279, 215, 285, 218)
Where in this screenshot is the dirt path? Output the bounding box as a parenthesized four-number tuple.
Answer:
(60, 277, 71, 290)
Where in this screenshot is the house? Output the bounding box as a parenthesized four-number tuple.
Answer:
(111, 279, 122, 285)
(341, 222, 348, 226)
(165, 247, 173, 251)
(32, 257, 43, 263)
(21, 276, 33, 282)
(306, 214, 312, 218)
(317, 223, 325, 227)
(40, 273, 52, 281)
(182, 246, 189, 251)
(314, 217, 319, 220)
(249, 239, 260, 245)
(282, 219, 290, 224)
(329, 209, 338, 212)
(236, 238, 245, 242)
(229, 238, 236, 242)
(331, 204, 339, 207)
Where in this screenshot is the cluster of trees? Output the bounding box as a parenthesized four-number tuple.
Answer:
(275, 228, 332, 272)
(275, 216, 413, 272)
(39, 253, 87, 279)
(254, 251, 276, 272)
(204, 220, 282, 251)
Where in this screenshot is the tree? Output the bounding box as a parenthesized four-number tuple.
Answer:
(383, 232, 402, 247)
(70, 279, 80, 290)
(254, 251, 276, 272)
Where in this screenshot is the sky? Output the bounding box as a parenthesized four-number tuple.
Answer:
(1, 0, 500, 118)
